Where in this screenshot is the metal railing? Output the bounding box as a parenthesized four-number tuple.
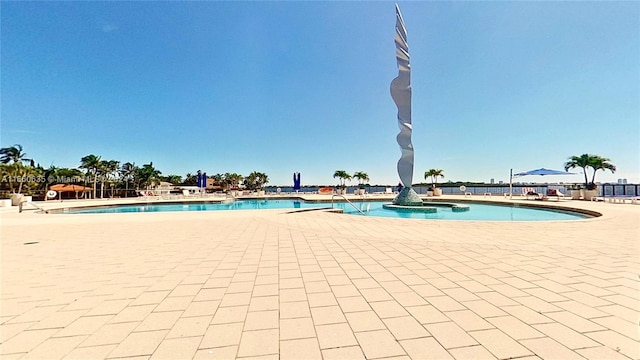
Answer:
(331, 194, 367, 216)
(18, 200, 48, 214)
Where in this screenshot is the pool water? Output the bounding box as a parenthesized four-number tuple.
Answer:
(66, 199, 588, 221)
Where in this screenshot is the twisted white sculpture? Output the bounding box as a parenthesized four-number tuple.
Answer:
(390, 4, 413, 188)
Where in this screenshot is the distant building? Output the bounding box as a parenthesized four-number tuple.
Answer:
(490, 178, 495, 184)
(618, 178, 628, 184)
(498, 180, 503, 184)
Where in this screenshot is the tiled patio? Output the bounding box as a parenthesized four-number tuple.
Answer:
(1, 197, 639, 359)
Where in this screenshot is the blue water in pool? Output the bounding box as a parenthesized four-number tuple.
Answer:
(67, 200, 588, 221)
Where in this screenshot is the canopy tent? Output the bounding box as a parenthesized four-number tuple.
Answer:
(49, 184, 92, 200)
(509, 168, 576, 198)
(514, 168, 575, 177)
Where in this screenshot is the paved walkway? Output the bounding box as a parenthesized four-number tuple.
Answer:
(1, 197, 639, 359)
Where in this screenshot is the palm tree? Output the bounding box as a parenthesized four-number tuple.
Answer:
(589, 156, 616, 185)
(134, 162, 162, 190)
(424, 169, 444, 189)
(120, 162, 135, 197)
(353, 171, 370, 188)
(245, 171, 269, 191)
(183, 173, 197, 186)
(211, 173, 224, 188)
(101, 160, 120, 198)
(0, 144, 31, 165)
(162, 175, 183, 186)
(80, 154, 102, 198)
(333, 170, 351, 189)
(564, 154, 616, 190)
(223, 173, 244, 192)
(0, 144, 33, 193)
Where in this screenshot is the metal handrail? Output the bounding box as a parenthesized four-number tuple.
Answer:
(331, 194, 367, 216)
(18, 201, 49, 214)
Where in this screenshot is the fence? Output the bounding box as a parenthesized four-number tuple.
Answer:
(266, 184, 640, 197)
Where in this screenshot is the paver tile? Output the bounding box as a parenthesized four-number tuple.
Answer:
(182, 300, 220, 318)
(195, 345, 239, 359)
(533, 323, 600, 349)
(135, 311, 182, 332)
(469, 328, 533, 359)
(445, 310, 493, 332)
(545, 311, 606, 333)
(80, 321, 139, 347)
(345, 311, 386, 332)
(427, 296, 466, 312)
(279, 301, 311, 319)
(109, 305, 155, 324)
(400, 337, 454, 360)
(448, 345, 497, 359)
(424, 322, 477, 349)
(576, 345, 634, 360)
(331, 284, 361, 298)
(406, 305, 449, 324)
(280, 338, 322, 360)
(370, 300, 410, 319)
(310, 306, 346, 325)
(383, 316, 430, 340)
(166, 315, 211, 338)
(169, 284, 202, 297)
(17, 335, 87, 360)
(501, 305, 552, 324)
(154, 296, 194, 312)
(149, 336, 201, 360)
(307, 292, 338, 307)
(248, 295, 279, 312)
(56, 314, 113, 337)
(321, 346, 366, 360)
(219, 293, 252, 307)
(85, 299, 131, 316)
(592, 315, 639, 340)
(194, 288, 226, 302)
(486, 315, 544, 340)
(107, 330, 168, 358)
(200, 322, 244, 348)
(28, 309, 88, 330)
(62, 344, 117, 359)
(279, 288, 307, 303)
(585, 330, 640, 360)
(251, 284, 278, 297)
(442, 287, 480, 302)
(520, 337, 584, 360)
(315, 323, 358, 349)
(243, 310, 278, 331)
(337, 296, 371, 313)
(392, 291, 429, 306)
(304, 280, 332, 293)
(211, 305, 248, 325)
(280, 317, 316, 340)
(354, 329, 407, 359)
(237, 329, 279, 357)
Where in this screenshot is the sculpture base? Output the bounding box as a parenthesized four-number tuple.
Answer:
(392, 187, 422, 206)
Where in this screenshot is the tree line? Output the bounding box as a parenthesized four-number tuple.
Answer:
(0, 144, 269, 198)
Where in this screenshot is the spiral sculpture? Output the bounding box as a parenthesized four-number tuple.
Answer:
(390, 4, 413, 188)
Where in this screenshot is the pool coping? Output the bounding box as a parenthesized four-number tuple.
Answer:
(39, 195, 601, 219)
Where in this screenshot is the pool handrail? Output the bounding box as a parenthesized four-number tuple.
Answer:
(331, 194, 367, 216)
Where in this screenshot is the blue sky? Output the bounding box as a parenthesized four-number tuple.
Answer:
(2, 1, 638, 186)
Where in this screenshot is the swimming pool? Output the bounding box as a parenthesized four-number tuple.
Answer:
(64, 199, 591, 221)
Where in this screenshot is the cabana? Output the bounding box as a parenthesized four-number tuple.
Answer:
(48, 184, 92, 200)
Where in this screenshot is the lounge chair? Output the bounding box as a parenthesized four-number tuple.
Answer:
(546, 189, 566, 201)
(602, 195, 640, 204)
(522, 187, 542, 200)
